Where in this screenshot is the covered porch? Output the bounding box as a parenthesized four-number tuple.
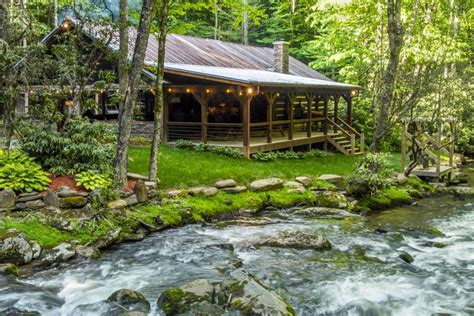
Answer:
(161, 64, 364, 157)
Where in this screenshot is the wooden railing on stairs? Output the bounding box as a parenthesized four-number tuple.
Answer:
(326, 118, 365, 155)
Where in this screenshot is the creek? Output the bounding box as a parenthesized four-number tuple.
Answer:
(1, 192, 473, 315)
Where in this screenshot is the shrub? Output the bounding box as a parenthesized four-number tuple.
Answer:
(210, 146, 243, 158)
(18, 117, 116, 175)
(174, 139, 243, 159)
(0, 162, 51, 193)
(75, 170, 112, 191)
(130, 136, 151, 146)
(348, 153, 393, 197)
(251, 149, 327, 161)
(175, 139, 194, 150)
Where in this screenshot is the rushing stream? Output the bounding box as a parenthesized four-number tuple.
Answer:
(1, 194, 473, 315)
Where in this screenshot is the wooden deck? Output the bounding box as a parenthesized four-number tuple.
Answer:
(411, 165, 456, 179)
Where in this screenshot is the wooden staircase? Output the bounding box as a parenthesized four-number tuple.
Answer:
(326, 118, 365, 156)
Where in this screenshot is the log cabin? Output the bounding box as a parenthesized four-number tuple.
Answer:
(21, 18, 364, 158)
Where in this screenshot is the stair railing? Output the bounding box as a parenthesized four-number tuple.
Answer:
(326, 118, 365, 154)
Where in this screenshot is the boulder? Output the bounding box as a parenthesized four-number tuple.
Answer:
(30, 241, 41, 259)
(318, 174, 343, 183)
(314, 191, 348, 209)
(157, 272, 296, 316)
(202, 187, 219, 196)
(75, 245, 100, 259)
(25, 199, 46, 210)
(0, 263, 19, 277)
(291, 207, 357, 219)
(258, 230, 332, 251)
(249, 178, 283, 192)
(220, 186, 248, 194)
(447, 186, 474, 195)
(157, 279, 216, 315)
(41, 243, 75, 264)
(59, 196, 88, 208)
(214, 179, 237, 189)
(94, 228, 122, 249)
(43, 190, 59, 208)
(107, 199, 127, 209)
(0, 307, 41, 315)
(55, 186, 71, 192)
(123, 228, 148, 242)
(134, 180, 148, 203)
(0, 229, 37, 265)
(89, 189, 104, 204)
(398, 251, 414, 263)
(295, 176, 313, 186)
(124, 194, 138, 206)
(0, 189, 16, 209)
(107, 289, 151, 314)
(127, 172, 149, 181)
(188, 187, 206, 196)
(284, 181, 304, 189)
(222, 268, 297, 315)
(288, 187, 306, 194)
(144, 181, 157, 189)
(58, 190, 88, 198)
(396, 173, 408, 185)
(16, 194, 42, 203)
(166, 190, 186, 198)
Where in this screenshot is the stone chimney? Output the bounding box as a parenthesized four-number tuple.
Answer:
(273, 40, 290, 74)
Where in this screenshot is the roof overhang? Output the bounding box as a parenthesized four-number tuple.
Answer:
(156, 63, 361, 91)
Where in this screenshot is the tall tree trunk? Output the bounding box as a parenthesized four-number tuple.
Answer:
(0, 0, 11, 42)
(148, 0, 169, 182)
(0, 0, 12, 146)
(242, 0, 248, 45)
(370, 0, 404, 152)
(114, 0, 156, 189)
(214, 0, 218, 40)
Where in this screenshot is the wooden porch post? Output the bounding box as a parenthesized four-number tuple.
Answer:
(242, 96, 251, 158)
(305, 93, 314, 138)
(192, 91, 211, 144)
(288, 93, 296, 141)
(347, 95, 353, 125)
(333, 95, 339, 133)
(264, 92, 278, 144)
(162, 93, 173, 143)
(323, 95, 329, 151)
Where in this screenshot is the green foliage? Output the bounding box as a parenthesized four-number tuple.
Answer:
(129, 136, 151, 146)
(0, 162, 51, 193)
(252, 149, 327, 162)
(348, 153, 393, 197)
(75, 171, 112, 191)
(174, 139, 243, 158)
(18, 117, 116, 175)
(175, 139, 195, 150)
(0, 150, 50, 193)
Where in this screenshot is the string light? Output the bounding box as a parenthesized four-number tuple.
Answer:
(226, 89, 231, 93)
(186, 88, 191, 93)
(247, 88, 253, 94)
(351, 90, 358, 97)
(206, 89, 210, 93)
(168, 88, 172, 92)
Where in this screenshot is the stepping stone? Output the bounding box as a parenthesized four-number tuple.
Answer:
(214, 179, 237, 189)
(220, 186, 247, 194)
(127, 172, 149, 181)
(318, 174, 343, 183)
(295, 176, 313, 186)
(249, 178, 283, 192)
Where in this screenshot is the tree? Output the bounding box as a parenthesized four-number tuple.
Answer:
(370, 0, 404, 152)
(148, 0, 170, 182)
(114, 0, 157, 189)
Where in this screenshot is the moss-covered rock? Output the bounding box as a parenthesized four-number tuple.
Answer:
(0, 263, 19, 277)
(314, 191, 348, 208)
(107, 289, 151, 314)
(258, 230, 332, 251)
(59, 196, 88, 209)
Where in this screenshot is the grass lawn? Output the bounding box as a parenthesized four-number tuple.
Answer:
(129, 145, 401, 190)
